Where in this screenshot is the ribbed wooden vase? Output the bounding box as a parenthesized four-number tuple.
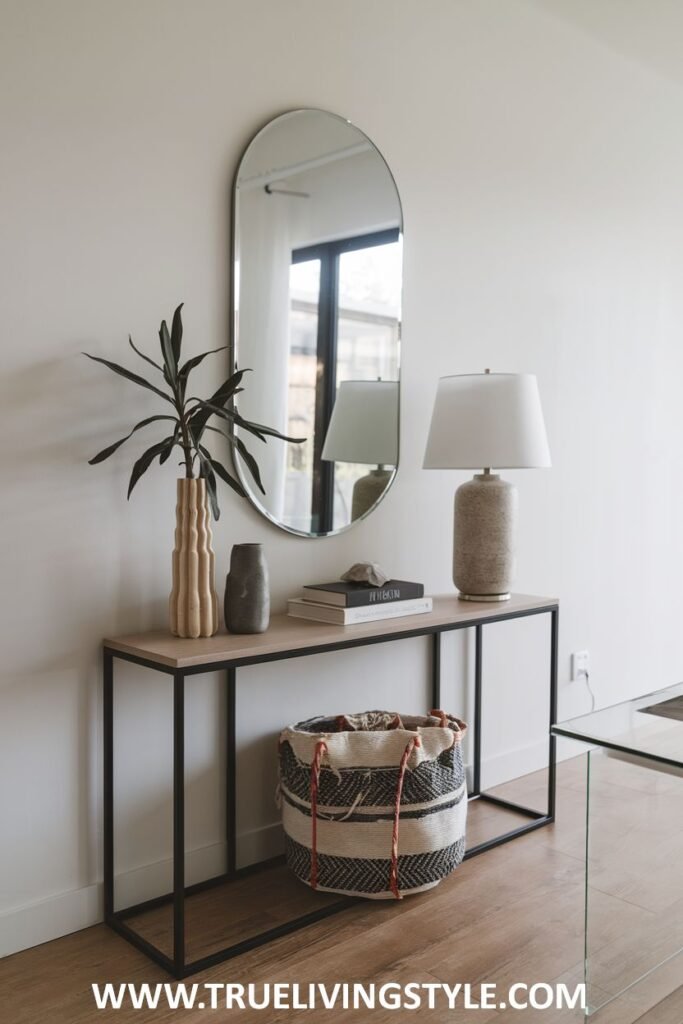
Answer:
(169, 479, 219, 638)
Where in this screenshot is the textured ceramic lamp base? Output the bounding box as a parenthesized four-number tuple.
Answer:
(453, 474, 517, 601)
(169, 478, 219, 638)
(351, 468, 393, 520)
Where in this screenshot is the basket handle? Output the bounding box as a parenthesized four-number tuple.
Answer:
(309, 739, 328, 890)
(389, 733, 422, 899)
(309, 730, 426, 898)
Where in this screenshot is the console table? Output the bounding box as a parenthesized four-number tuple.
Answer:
(103, 592, 558, 978)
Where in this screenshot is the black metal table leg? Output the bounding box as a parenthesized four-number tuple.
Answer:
(226, 667, 237, 877)
(173, 671, 185, 977)
(103, 649, 114, 922)
(547, 606, 559, 820)
(464, 608, 558, 859)
(472, 624, 483, 797)
(431, 632, 441, 709)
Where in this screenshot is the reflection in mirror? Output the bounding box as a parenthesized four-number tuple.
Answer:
(233, 109, 402, 536)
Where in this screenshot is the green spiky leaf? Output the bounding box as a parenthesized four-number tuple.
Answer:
(202, 425, 265, 493)
(159, 320, 176, 386)
(170, 303, 184, 365)
(198, 445, 246, 501)
(160, 422, 181, 465)
(88, 415, 177, 464)
(227, 406, 305, 444)
(188, 369, 247, 440)
(83, 352, 174, 404)
(87, 305, 302, 514)
(196, 450, 220, 519)
(128, 335, 163, 374)
(207, 455, 247, 497)
(178, 345, 229, 381)
(193, 400, 305, 445)
(127, 437, 175, 498)
(233, 411, 305, 444)
(190, 398, 263, 439)
(233, 436, 265, 494)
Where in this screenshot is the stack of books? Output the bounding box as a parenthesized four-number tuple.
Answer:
(288, 579, 432, 625)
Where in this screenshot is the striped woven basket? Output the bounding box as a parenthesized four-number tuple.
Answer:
(278, 709, 467, 900)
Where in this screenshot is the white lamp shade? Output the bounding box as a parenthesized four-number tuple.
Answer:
(423, 372, 551, 470)
(322, 380, 399, 465)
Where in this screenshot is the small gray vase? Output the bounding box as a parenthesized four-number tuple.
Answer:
(224, 543, 270, 634)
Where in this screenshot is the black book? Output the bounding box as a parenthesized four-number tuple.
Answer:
(301, 579, 424, 608)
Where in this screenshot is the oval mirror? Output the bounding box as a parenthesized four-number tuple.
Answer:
(232, 109, 402, 537)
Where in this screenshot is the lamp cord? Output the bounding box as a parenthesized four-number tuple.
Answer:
(580, 669, 596, 712)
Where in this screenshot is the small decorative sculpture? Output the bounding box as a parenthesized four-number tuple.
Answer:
(341, 562, 389, 588)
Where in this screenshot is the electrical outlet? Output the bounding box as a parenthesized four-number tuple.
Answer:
(570, 650, 590, 682)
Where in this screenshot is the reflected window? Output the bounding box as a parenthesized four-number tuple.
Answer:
(286, 259, 320, 529)
(286, 229, 400, 532)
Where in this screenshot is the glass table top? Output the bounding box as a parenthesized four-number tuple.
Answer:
(552, 681, 683, 770)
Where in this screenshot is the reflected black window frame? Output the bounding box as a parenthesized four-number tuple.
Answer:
(290, 227, 400, 534)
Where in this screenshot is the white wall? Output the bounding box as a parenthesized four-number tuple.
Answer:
(2, 0, 683, 955)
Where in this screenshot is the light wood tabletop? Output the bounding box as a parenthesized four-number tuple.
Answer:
(103, 593, 557, 670)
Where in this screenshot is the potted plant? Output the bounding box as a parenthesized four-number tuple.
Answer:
(84, 303, 302, 638)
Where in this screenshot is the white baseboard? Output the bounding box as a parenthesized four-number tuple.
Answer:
(470, 734, 587, 792)
(236, 821, 284, 866)
(0, 840, 227, 960)
(1, 738, 584, 959)
(115, 840, 229, 909)
(469, 738, 548, 790)
(0, 882, 102, 960)
(0, 827, 285, 960)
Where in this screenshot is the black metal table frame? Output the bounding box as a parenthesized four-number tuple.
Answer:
(103, 601, 559, 978)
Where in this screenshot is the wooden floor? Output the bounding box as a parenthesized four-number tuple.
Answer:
(1, 755, 681, 1022)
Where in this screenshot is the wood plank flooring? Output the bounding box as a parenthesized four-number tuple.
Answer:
(0, 755, 680, 1023)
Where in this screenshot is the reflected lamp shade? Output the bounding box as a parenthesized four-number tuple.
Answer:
(322, 380, 399, 521)
(322, 380, 399, 466)
(423, 372, 551, 602)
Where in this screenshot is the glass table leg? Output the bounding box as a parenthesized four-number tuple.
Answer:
(584, 748, 683, 1016)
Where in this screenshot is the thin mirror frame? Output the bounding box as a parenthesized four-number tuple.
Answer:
(230, 108, 403, 539)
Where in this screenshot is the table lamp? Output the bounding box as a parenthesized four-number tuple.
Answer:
(322, 380, 399, 520)
(423, 371, 551, 601)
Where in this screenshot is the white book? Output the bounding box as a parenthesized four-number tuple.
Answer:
(287, 596, 433, 625)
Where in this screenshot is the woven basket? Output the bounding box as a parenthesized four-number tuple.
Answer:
(278, 709, 467, 899)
